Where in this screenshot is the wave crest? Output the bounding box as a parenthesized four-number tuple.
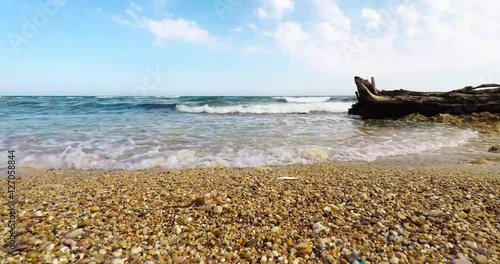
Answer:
(273, 97, 331, 103)
(176, 102, 351, 114)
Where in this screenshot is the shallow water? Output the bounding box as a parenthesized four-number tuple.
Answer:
(0, 96, 490, 170)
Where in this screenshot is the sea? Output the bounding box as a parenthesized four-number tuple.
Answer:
(0, 96, 495, 170)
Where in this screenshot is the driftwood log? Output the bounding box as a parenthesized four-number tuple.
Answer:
(348, 76, 500, 119)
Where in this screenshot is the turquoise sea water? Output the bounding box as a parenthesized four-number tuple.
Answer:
(0, 96, 481, 170)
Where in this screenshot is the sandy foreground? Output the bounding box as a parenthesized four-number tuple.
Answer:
(0, 163, 499, 264)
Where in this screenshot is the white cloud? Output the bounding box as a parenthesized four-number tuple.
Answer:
(270, 22, 308, 50)
(143, 18, 211, 45)
(112, 14, 135, 27)
(312, 0, 350, 31)
(232, 27, 243, 32)
(258, 0, 294, 19)
(248, 23, 257, 31)
(257, 8, 269, 19)
(267, 0, 500, 78)
(112, 3, 212, 46)
(270, 0, 294, 18)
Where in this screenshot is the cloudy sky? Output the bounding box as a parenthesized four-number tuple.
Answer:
(1, 0, 499, 96)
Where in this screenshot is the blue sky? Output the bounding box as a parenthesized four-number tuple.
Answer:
(1, 0, 499, 96)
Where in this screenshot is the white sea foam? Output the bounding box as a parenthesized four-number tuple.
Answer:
(160, 95, 180, 98)
(274, 97, 331, 103)
(15, 128, 477, 170)
(176, 102, 352, 114)
(332, 129, 478, 161)
(96, 96, 114, 98)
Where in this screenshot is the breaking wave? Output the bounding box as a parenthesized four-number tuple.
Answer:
(176, 102, 352, 114)
(273, 97, 332, 103)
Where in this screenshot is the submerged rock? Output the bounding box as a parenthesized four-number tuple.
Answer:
(488, 145, 499, 153)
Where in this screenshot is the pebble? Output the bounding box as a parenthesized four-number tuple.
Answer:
(451, 259, 473, 264)
(312, 222, 329, 234)
(130, 246, 143, 255)
(90, 206, 100, 212)
(213, 205, 223, 214)
(473, 255, 488, 264)
(294, 243, 309, 250)
(467, 241, 478, 249)
(390, 257, 399, 264)
(62, 239, 77, 247)
(173, 256, 185, 263)
(457, 211, 468, 219)
(65, 228, 84, 239)
(6, 163, 500, 263)
(113, 249, 123, 258)
(111, 259, 125, 264)
(317, 240, 326, 249)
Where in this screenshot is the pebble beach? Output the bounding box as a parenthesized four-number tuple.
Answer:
(1, 163, 499, 264)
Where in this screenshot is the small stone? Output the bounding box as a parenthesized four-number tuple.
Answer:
(111, 259, 125, 264)
(457, 211, 468, 219)
(465, 194, 472, 200)
(335, 219, 345, 226)
(244, 239, 257, 248)
(323, 206, 331, 213)
(260, 256, 268, 263)
(294, 243, 309, 250)
(113, 250, 123, 258)
(130, 246, 143, 255)
(451, 259, 472, 264)
(272, 250, 279, 257)
(90, 206, 100, 213)
(317, 240, 326, 249)
(348, 252, 360, 263)
(26, 251, 39, 260)
(65, 228, 84, 239)
(473, 255, 488, 264)
(173, 256, 185, 263)
(213, 205, 223, 214)
(62, 239, 77, 247)
(313, 222, 329, 234)
(173, 225, 182, 234)
(467, 241, 478, 249)
(34, 211, 44, 217)
(271, 226, 280, 233)
(240, 252, 252, 260)
(390, 257, 399, 264)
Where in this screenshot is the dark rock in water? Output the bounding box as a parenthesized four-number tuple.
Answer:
(488, 145, 499, 153)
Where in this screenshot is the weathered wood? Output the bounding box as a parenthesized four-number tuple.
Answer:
(348, 76, 500, 119)
(370, 77, 378, 94)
